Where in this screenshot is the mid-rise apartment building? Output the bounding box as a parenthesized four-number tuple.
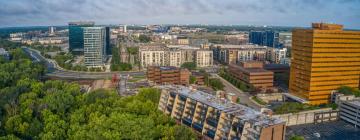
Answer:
(278, 32, 292, 49)
(267, 48, 287, 64)
(158, 85, 286, 140)
(169, 50, 182, 67)
(147, 66, 190, 85)
(140, 45, 213, 69)
(212, 44, 268, 64)
(139, 45, 168, 68)
(177, 36, 190, 45)
(229, 61, 274, 91)
(83, 27, 107, 68)
(196, 50, 213, 67)
(289, 23, 360, 105)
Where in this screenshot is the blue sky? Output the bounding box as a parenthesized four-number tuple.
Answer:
(0, 0, 359, 29)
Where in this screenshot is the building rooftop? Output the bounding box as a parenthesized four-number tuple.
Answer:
(159, 85, 284, 126)
(346, 100, 360, 107)
(139, 45, 167, 51)
(68, 21, 95, 26)
(214, 44, 267, 49)
(166, 45, 200, 50)
(312, 23, 343, 30)
(0, 48, 8, 55)
(230, 64, 271, 74)
(159, 66, 179, 71)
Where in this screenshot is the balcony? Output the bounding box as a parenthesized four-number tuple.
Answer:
(182, 118, 193, 127)
(186, 105, 195, 111)
(179, 95, 187, 101)
(166, 106, 173, 112)
(232, 122, 244, 133)
(176, 106, 184, 112)
(184, 110, 194, 116)
(206, 118, 218, 128)
(170, 92, 177, 98)
(206, 130, 216, 139)
(192, 122, 203, 132)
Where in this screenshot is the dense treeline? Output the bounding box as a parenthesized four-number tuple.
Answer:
(111, 47, 132, 71)
(1, 40, 196, 140)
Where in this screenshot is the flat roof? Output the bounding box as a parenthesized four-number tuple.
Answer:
(159, 66, 178, 70)
(159, 85, 284, 126)
(346, 100, 360, 107)
(230, 64, 271, 74)
(214, 44, 267, 49)
(0, 48, 8, 54)
(166, 45, 200, 50)
(282, 93, 309, 103)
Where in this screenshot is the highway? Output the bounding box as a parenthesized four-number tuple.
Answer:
(22, 47, 145, 80)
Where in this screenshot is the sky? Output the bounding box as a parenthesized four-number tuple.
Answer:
(0, 0, 359, 29)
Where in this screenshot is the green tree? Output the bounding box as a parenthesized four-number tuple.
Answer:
(338, 86, 360, 97)
(209, 78, 225, 91)
(138, 35, 151, 43)
(290, 135, 305, 140)
(181, 62, 196, 70)
(189, 76, 197, 84)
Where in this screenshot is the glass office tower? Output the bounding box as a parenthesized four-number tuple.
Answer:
(68, 21, 95, 55)
(249, 31, 279, 48)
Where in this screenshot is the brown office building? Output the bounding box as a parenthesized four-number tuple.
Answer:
(289, 23, 360, 105)
(147, 66, 190, 85)
(229, 61, 274, 91)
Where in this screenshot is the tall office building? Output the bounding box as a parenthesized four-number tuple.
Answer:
(83, 27, 107, 68)
(105, 27, 111, 55)
(68, 21, 95, 55)
(289, 23, 360, 105)
(249, 31, 279, 48)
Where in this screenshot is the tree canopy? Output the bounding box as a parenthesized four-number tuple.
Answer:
(0, 41, 196, 139)
(338, 86, 360, 97)
(181, 62, 196, 70)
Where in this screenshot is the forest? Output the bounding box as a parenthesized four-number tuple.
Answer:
(0, 40, 196, 140)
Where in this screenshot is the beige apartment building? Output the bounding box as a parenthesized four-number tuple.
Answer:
(169, 50, 182, 67)
(213, 44, 268, 64)
(267, 48, 287, 64)
(139, 45, 168, 68)
(196, 50, 214, 67)
(140, 45, 213, 69)
(158, 85, 286, 140)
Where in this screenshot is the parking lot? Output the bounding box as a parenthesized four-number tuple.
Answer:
(286, 121, 360, 140)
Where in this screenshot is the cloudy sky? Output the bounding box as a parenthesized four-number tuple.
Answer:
(0, 0, 359, 29)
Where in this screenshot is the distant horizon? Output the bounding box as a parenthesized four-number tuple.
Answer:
(1, 0, 359, 29)
(1, 23, 360, 31)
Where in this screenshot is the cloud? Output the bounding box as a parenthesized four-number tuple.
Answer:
(0, 0, 359, 28)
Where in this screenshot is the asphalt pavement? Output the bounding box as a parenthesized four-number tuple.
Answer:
(211, 73, 261, 110)
(23, 47, 145, 80)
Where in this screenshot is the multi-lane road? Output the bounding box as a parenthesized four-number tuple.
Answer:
(22, 47, 145, 80)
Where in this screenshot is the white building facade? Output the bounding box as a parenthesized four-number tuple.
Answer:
(267, 48, 287, 64)
(196, 50, 213, 67)
(83, 27, 107, 68)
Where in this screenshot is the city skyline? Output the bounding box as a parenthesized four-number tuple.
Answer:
(0, 0, 360, 29)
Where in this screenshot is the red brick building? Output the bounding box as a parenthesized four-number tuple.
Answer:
(147, 66, 190, 85)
